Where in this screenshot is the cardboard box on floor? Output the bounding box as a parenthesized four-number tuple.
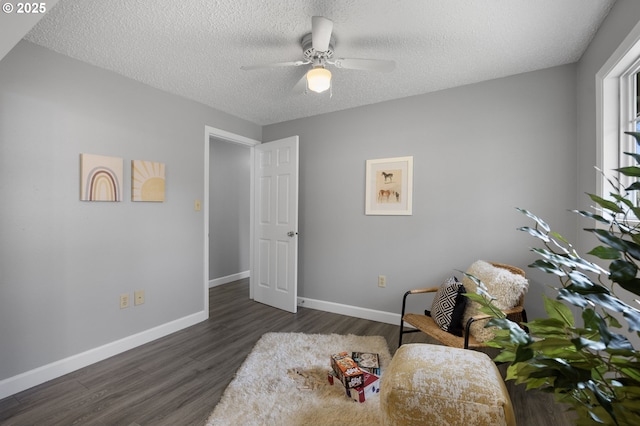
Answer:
(328, 370, 381, 403)
(330, 352, 364, 389)
(351, 352, 381, 376)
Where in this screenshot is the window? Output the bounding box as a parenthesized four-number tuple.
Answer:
(597, 20, 640, 209)
(618, 65, 640, 206)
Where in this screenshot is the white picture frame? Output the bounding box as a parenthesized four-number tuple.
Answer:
(365, 156, 413, 215)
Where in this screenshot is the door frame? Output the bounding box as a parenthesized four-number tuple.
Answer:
(204, 126, 260, 316)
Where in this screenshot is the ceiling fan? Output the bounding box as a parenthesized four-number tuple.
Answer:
(241, 16, 396, 95)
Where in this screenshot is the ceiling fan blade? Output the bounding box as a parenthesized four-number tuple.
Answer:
(241, 61, 309, 71)
(311, 16, 333, 52)
(330, 58, 396, 73)
(292, 74, 308, 94)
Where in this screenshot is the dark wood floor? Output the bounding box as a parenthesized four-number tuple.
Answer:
(0, 279, 574, 425)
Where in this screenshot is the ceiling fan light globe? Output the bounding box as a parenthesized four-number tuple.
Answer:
(306, 67, 332, 93)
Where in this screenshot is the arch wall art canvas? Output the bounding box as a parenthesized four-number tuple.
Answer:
(80, 153, 123, 202)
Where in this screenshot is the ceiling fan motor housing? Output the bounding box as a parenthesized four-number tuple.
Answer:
(301, 33, 335, 62)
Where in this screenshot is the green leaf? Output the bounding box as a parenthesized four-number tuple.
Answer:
(614, 277, 640, 299)
(631, 206, 640, 223)
(584, 309, 635, 351)
(605, 331, 635, 351)
(550, 231, 571, 245)
(572, 336, 606, 351)
(586, 228, 627, 251)
(494, 349, 516, 364)
(587, 228, 640, 261)
(516, 207, 550, 232)
(558, 288, 589, 308)
(581, 293, 640, 332)
(513, 344, 535, 363)
(612, 192, 636, 209)
(572, 209, 612, 225)
(610, 260, 638, 283)
(526, 318, 570, 338)
(624, 133, 640, 152)
(587, 193, 623, 214)
(585, 293, 628, 313)
(626, 181, 640, 191)
(530, 248, 577, 268)
(529, 337, 575, 351)
(587, 246, 621, 260)
(462, 292, 506, 318)
(567, 270, 609, 294)
(606, 313, 623, 329)
(616, 166, 640, 178)
(543, 295, 574, 327)
(487, 318, 531, 345)
(528, 259, 567, 276)
(623, 309, 640, 332)
(530, 247, 604, 274)
(582, 308, 601, 330)
(517, 226, 550, 242)
(610, 359, 640, 382)
(584, 381, 617, 424)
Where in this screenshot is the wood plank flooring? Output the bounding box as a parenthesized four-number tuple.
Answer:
(0, 279, 575, 425)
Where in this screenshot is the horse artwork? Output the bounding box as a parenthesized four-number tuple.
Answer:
(378, 189, 402, 203)
(378, 189, 392, 202)
(365, 156, 413, 215)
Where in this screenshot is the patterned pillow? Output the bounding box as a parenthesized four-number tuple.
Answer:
(429, 277, 467, 336)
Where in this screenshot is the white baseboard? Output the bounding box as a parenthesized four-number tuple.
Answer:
(209, 270, 250, 288)
(0, 310, 208, 400)
(297, 297, 401, 326)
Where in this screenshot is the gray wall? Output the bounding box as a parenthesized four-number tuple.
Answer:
(264, 64, 578, 321)
(0, 41, 260, 381)
(209, 138, 250, 280)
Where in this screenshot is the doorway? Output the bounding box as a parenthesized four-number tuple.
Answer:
(203, 126, 299, 315)
(203, 126, 259, 315)
(208, 137, 251, 286)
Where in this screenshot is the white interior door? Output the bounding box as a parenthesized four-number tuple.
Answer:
(253, 136, 299, 313)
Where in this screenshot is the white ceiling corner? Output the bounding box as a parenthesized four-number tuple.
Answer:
(22, 0, 616, 125)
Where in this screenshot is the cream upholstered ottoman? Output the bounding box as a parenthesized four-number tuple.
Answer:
(380, 344, 515, 426)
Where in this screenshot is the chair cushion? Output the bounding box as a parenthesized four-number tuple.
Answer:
(429, 276, 467, 336)
(462, 260, 529, 342)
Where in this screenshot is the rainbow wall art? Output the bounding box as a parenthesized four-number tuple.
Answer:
(80, 153, 123, 201)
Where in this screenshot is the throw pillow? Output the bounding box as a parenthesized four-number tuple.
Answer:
(429, 276, 468, 337)
(462, 260, 529, 342)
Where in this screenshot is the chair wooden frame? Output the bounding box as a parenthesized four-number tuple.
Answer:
(398, 263, 528, 349)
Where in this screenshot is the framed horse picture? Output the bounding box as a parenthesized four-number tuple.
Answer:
(365, 156, 413, 215)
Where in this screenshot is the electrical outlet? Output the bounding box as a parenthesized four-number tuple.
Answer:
(378, 275, 387, 288)
(134, 290, 145, 306)
(120, 293, 130, 309)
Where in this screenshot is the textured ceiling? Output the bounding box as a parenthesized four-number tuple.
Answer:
(24, 0, 616, 126)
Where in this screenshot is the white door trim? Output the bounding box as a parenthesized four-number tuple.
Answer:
(204, 126, 260, 313)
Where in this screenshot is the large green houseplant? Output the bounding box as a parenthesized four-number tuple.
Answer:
(468, 132, 640, 425)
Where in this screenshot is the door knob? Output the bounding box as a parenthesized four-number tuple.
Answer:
(287, 231, 298, 237)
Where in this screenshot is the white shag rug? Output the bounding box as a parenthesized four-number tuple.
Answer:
(205, 332, 392, 426)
